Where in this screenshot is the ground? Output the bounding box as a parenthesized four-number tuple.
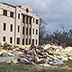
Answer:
(0, 61, 72, 72)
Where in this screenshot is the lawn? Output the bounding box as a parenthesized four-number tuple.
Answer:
(0, 62, 72, 72)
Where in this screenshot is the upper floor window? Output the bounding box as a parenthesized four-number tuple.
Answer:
(33, 28, 34, 34)
(30, 17, 32, 24)
(3, 10, 7, 16)
(10, 12, 14, 18)
(23, 15, 25, 23)
(10, 24, 13, 31)
(18, 25, 20, 32)
(36, 29, 38, 35)
(33, 18, 35, 23)
(36, 19, 38, 24)
(18, 13, 20, 19)
(3, 23, 6, 31)
(29, 28, 31, 35)
(26, 8, 29, 13)
(26, 28, 28, 35)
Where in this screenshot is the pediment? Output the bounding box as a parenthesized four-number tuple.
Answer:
(21, 4, 32, 12)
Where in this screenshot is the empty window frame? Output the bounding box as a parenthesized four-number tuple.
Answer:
(3, 10, 7, 16)
(10, 24, 13, 31)
(33, 18, 35, 23)
(26, 28, 28, 35)
(18, 25, 20, 32)
(3, 23, 6, 31)
(18, 13, 20, 19)
(33, 28, 34, 34)
(22, 38, 24, 45)
(10, 12, 14, 18)
(36, 39, 37, 45)
(23, 27, 25, 35)
(17, 38, 20, 44)
(36, 29, 38, 35)
(26, 39, 28, 45)
(29, 39, 31, 44)
(3, 36, 6, 42)
(23, 15, 25, 23)
(36, 19, 38, 24)
(32, 39, 34, 45)
(29, 28, 31, 35)
(10, 37, 12, 44)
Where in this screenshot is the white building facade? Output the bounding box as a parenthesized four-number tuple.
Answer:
(0, 3, 39, 46)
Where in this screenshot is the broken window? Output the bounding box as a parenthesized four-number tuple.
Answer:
(36, 29, 38, 35)
(10, 37, 12, 44)
(3, 23, 6, 31)
(36, 39, 37, 45)
(3, 36, 6, 42)
(29, 39, 31, 44)
(18, 25, 20, 32)
(18, 13, 20, 19)
(10, 12, 14, 18)
(23, 15, 25, 23)
(17, 38, 20, 44)
(36, 19, 38, 24)
(26, 28, 28, 35)
(22, 38, 24, 45)
(29, 28, 31, 35)
(10, 24, 13, 31)
(3, 10, 7, 16)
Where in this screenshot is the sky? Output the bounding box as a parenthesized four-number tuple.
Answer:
(0, 0, 72, 33)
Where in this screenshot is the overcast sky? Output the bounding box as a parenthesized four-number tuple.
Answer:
(0, 0, 72, 32)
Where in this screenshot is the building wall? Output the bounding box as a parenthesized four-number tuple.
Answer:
(32, 14, 39, 45)
(0, 3, 15, 44)
(0, 3, 39, 46)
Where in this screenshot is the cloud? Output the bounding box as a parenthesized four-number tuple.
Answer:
(0, 0, 72, 32)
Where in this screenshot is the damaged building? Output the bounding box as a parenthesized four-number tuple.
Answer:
(0, 2, 39, 46)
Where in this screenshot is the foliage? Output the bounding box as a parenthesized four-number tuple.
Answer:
(0, 62, 72, 72)
(39, 19, 72, 45)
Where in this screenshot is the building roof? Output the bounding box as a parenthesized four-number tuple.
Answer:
(0, 2, 15, 8)
(0, 2, 39, 17)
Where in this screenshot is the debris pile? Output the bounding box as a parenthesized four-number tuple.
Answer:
(0, 42, 72, 67)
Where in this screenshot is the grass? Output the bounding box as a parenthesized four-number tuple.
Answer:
(0, 62, 72, 72)
(65, 60, 72, 68)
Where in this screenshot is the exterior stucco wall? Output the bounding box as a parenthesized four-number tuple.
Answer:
(0, 3, 39, 46)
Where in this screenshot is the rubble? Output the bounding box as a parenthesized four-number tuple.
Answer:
(0, 42, 72, 67)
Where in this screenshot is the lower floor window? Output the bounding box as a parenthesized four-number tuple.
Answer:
(26, 39, 28, 45)
(32, 39, 34, 45)
(3, 36, 6, 42)
(29, 39, 31, 44)
(22, 38, 24, 45)
(17, 38, 20, 44)
(10, 37, 12, 44)
(36, 39, 37, 45)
